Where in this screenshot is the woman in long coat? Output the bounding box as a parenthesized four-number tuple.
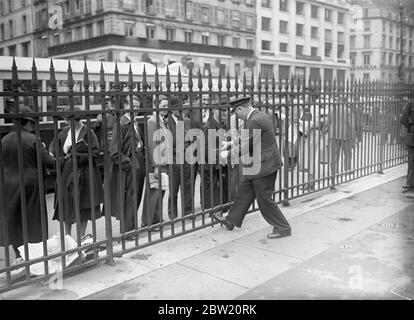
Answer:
(49, 108, 104, 237)
(0, 106, 55, 257)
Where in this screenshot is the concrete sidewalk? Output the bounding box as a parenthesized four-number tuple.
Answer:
(1, 165, 413, 300)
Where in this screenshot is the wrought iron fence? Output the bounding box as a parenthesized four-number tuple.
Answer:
(0, 57, 411, 293)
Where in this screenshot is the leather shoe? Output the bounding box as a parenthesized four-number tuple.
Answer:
(212, 213, 234, 231)
(267, 228, 291, 239)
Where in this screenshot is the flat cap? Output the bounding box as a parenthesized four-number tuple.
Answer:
(229, 96, 251, 112)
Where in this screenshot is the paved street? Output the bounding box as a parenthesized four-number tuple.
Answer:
(1, 165, 413, 300)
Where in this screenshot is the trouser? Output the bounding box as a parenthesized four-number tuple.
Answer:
(141, 166, 167, 227)
(330, 138, 353, 181)
(226, 171, 290, 230)
(122, 151, 145, 232)
(168, 164, 193, 219)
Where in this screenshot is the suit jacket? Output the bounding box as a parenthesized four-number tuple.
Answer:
(231, 110, 282, 179)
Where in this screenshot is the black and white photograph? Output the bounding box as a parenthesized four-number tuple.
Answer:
(0, 0, 414, 306)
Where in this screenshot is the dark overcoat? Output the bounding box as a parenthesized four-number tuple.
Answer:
(107, 114, 145, 229)
(232, 110, 283, 179)
(0, 129, 55, 248)
(49, 125, 104, 224)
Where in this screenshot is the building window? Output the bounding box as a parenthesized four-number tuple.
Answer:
(185, 0, 192, 19)
(279, 42, 288, 53)
(363, 73, 370, 82)
(382, 35, 387, 48)
(363, 8, 369, 18)
(364, 35, 371, 48)
(246, 14, 254, 29)
(75, 27, 82, 41)
(311, 5, 318, 19)
(311, 47, 318, 57)
(338, 32, 344, 43)
(185, 31, 192, 44)
(0, 24, 4, 41)
(363, 54, 370, 66)
(350, 54, 356, 66)
(261, 17, 271, 31)
(338, 12, 344, 25)
(97, 0, 103, 11)
(202, 35, 209, 45)
(279, 20, 288, 34)
(296, 24, 304, 37)
(389, 53, 393, 65)
(86, 23, 93, 38)
(325, 42, 332, 57)
(75, 0, 80, 11)
(279, 0, 287, 11)
(8, 45, 16, 56)
(382, 52, 387, 65)
(246, 38, 253, 50)
(146, 26, 155, 39)
(296, 45, 303, 56)
(217, 9, 225, 25)
(9, 20, 13, 38)
(350, 35, 356, 49)
(262, 40, 271, 51)
(410, 56, 413, 67)
(279, 65, 290, 80)
(21, 42, 30, 57)
(311, 26, 318, 39)
(231, 10, 240, 28)
(97, 21, 104, 36)
(296, 2, 304, 15)
(22, 15, 27, 34)
(202, 7, 210, 24)
(217, 35, 224, 46)
(166, 28, 174, 41)
(85, 0, 92, 13)
(53, 33, 60, 46)
(364, 20, 371, 32)
(260, 64, 274, 79)
(233, 37, 240, 48)
(124, 21, 134, 37)
(325, 29, 332, 41)
(262, 0, 271, 9)
(65, 30, 72, 42)
(325, 9, 332, 22)
(337, 45, 344, 59)
(390, 36, 393, 49)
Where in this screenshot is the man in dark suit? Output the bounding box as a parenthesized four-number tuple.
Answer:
(212, 97, 291, 239)
(166, 96, 193, 220)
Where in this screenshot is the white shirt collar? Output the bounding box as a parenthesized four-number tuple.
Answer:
(247, 108, 255, 122)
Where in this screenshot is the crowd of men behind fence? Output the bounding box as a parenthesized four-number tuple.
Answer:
(1, 88, 411, 259)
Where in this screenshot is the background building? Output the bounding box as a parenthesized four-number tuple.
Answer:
(256, 0, 351, 84)
(349, 0, 414, 83)
(0, 0, 34, 57)
(31, 0, 256, 79)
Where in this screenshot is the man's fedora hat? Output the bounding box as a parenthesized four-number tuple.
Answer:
(229, 96, 252, 112)
(18, 106, 36, 123)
